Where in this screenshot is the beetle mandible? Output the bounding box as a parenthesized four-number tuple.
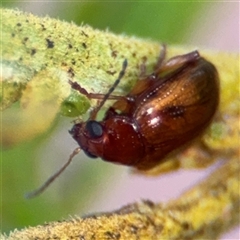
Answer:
(27, 46, 219, 197)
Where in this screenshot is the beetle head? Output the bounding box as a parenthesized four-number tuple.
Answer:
(69, 120, 106, 158)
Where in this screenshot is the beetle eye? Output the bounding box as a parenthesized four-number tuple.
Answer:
(86, 120, 103, 138)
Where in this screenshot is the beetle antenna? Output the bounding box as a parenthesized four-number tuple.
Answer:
(26, 147, 81, 198)
(90, 59, 128, 119)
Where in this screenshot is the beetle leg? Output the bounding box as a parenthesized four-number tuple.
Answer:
(139, 45, 166, 79)
(103, 107, 118, 119)
(69, 59, 127, 102)
(153, 44, 167, 71)
(69, 80, 123, 100)
(154, 50, 200, 76)
(139, 61, 147, 78)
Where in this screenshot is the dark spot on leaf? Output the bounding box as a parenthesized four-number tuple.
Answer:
(23, 37, 28, 43)
(130, 224, 138, 234)
(111, 50, 118, 58)
(41, 23, 46, 31)
(31, 48, 37, 56)
(182, 221, 190, 230)
(81, 31, 89, 37)
(68, 67, 75, 78)
(106, 70, 117, 76)
(46, 38, 54, 48)
(104, 231, 121, 240)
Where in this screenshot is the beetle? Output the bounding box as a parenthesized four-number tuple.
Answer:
(69, 46, 219, 170)
(27, 46, 219, 197)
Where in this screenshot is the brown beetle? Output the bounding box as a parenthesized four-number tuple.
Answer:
(27, 46, 219, 197)
(69, 47, 219, 170)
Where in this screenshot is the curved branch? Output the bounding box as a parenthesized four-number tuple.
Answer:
(3, 157, 239, 239)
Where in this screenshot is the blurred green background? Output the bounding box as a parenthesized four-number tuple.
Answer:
(2, 1, 218, 234)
